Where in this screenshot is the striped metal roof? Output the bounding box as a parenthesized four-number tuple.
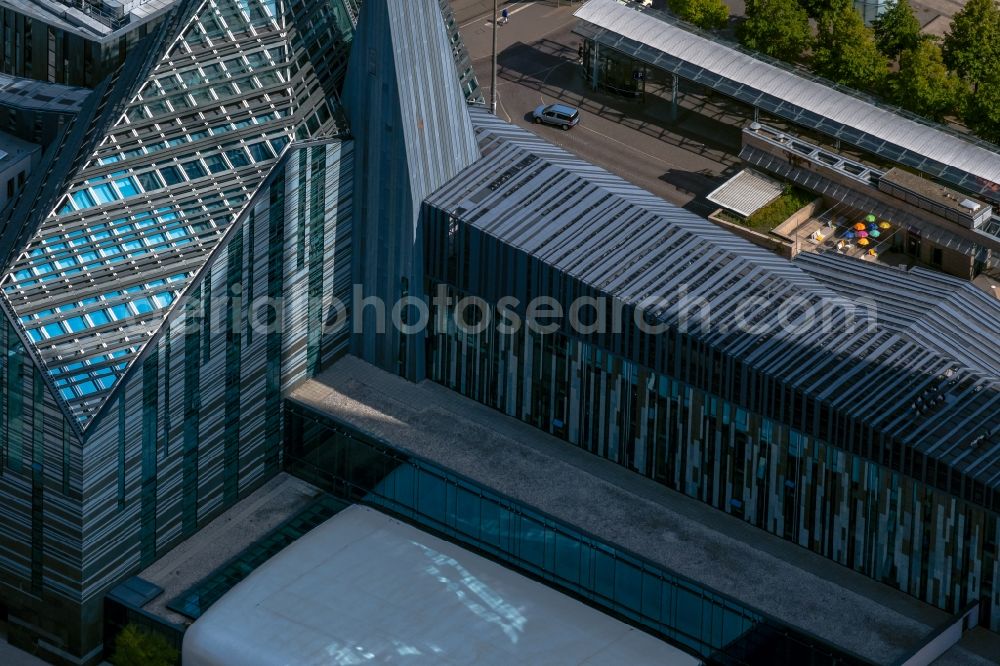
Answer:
(705, 169, 783, 218)
(794, 252, 1000, 378)
(575, 0, 1000, 204)
(427, 107, 1000, 488)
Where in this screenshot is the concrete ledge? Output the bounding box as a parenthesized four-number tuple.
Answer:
(289, 355, 979, 664)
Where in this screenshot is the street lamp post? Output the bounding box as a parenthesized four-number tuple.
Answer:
(491, 0, 498, 115)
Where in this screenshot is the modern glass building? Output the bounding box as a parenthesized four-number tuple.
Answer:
(0, 0, 361, 659)
(420, 110, 1000, 631)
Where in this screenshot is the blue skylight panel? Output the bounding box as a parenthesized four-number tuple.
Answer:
(205, 155, 228, 173)
(72, 190, 96, 209)
(66, 317, 87, 333)
(138, 171, 164, 191)
(92, 183, 118, 204)
(133, 298, 154, 314)
(161, 166, 184, 186)
(115, 177, 140, 197)
(247, 142, 275, 161)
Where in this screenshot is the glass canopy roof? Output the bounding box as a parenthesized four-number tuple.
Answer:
(2, 0, 346, 425)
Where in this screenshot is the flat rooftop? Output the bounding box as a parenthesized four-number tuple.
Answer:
(0, 74, 90, 114)
(881, 167, 989, 217)
(0, 131, 39, 166)
(287, 356, 1000, 665)
(0, 0, 179, 40)
(136, 473, 324, 626)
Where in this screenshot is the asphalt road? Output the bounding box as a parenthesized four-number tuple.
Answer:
(452, 0, 746, 215)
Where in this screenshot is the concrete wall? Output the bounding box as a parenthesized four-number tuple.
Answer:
(707, 210, 794, 258)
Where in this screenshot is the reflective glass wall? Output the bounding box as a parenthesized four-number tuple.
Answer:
(285, 402, 869, 665)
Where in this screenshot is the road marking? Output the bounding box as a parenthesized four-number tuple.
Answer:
(460, 1, 538, 28)
(498, 94, 513, 123)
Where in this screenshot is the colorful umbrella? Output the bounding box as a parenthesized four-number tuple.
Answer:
(870, 230, 881, 238)
(867, 249, 878, 256)
(878, 221, 891, 230)
(858, 237, 870, 246)
(857, 230, 868, 238)
(865, 214, 877, 223)
(853, 222, 866, 231)
(845, 231, 856, 239)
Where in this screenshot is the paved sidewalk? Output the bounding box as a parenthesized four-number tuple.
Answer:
(0, 637, 48, 666)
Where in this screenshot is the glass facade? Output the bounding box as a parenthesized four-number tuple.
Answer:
(0, 10, 164, 88)
(422, 203, 1000, 630)
(285, 402, 868, 665)
(3, 0, 350, 425)
(0, 0, 484, 659)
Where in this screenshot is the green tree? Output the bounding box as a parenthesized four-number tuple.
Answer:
(739, 0, 812, 61)
(670, 0, 730, 29)
(111, 625, 179, 666)
(813, 0, 889, 90)
(891, 41, 965, 120)
(873, 0, 922, 59)
(798, 0, 835, 19)
(963, 66, 1000, 143)
(943, 0, 1000, 89)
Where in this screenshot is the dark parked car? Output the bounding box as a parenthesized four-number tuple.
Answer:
(532, 103, 580, 130)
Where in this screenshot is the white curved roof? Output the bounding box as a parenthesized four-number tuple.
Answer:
(183, 505, 699, 666)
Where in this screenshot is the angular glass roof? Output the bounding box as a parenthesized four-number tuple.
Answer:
(2, 0, 347, 426)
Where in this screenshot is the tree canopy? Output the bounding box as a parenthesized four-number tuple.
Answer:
(111, 625, 178, 666)
(798, 0, 836, 19)
(943, 0, 1000, 88)
(963, 65, 1000, 143)
(813, 0, 888, 90)
(670, 0, 730, 29)
(892, 41, 965, 120)
(873, 0, 923, 59)
(739, 0, 812, 61)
